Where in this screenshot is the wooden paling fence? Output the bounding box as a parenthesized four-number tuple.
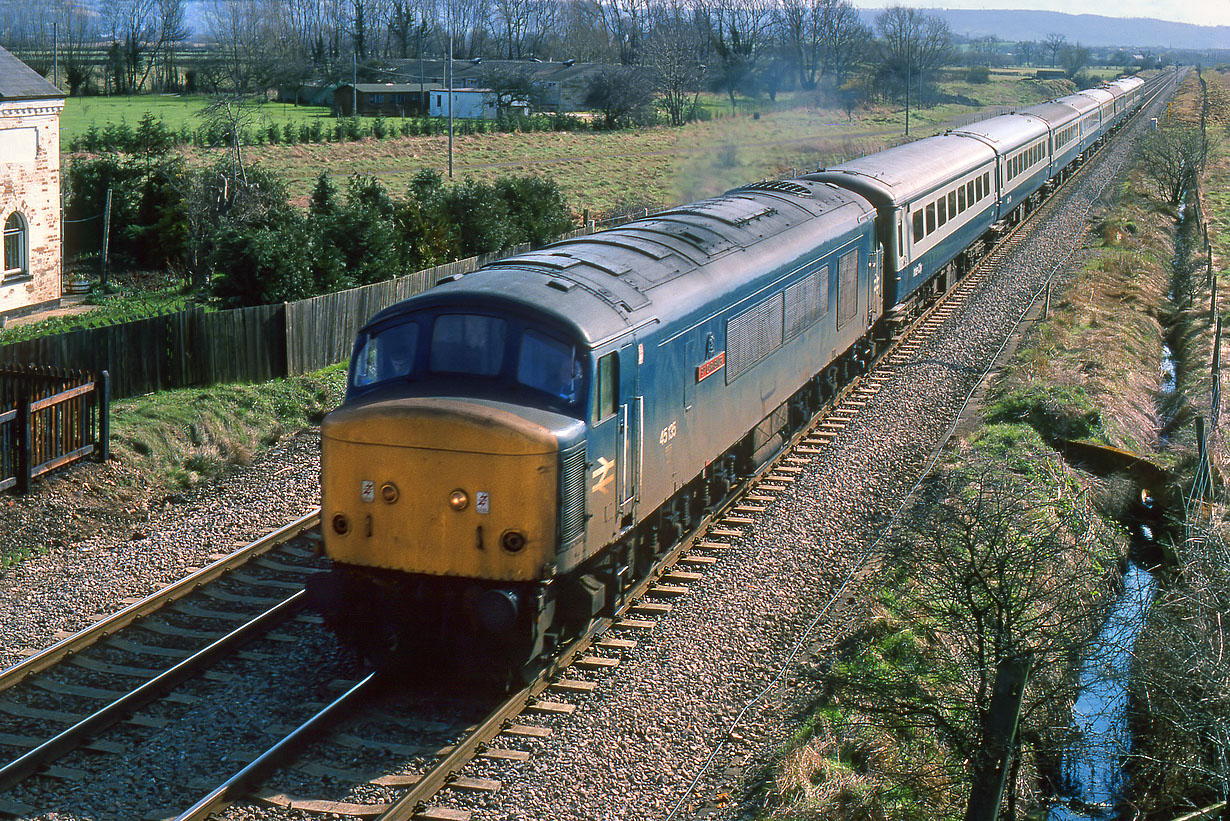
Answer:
(0, 217, 657, 402)
(0, 365, 109, 494)
(0, 244, 550, 400)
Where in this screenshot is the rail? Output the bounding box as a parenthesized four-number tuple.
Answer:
(0, 510, 320, 694)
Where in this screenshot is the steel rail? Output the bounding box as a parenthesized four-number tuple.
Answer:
(173, 671, 382, 821)
(0, 510, 321, 695)
(0, 590, 308, 791)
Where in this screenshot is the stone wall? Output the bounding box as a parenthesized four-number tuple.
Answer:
(0, 98, 64, 319)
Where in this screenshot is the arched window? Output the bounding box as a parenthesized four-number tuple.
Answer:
(3, 212, 27, 278)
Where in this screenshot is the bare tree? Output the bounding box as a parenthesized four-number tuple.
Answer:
(1017, 39, 1037, 68)
(873, 6, 954, 106)
(817, 0, 867, 86)
(812, 453, 1116, 817)
(55, 0, 98, 95)
(1044, 32, 1065, 67)
(968, 34, 1002, 67)
(1059, 41, 1089, 79)
(776, 0, 866, 90)
(584, 64, 653, 126)
(644, 0, 704, 126)
(701, 0, 774, 107)
(1139, 123, 1207, 205)
(556, 0, 614, 61)
(1130, 526, 1230, 812)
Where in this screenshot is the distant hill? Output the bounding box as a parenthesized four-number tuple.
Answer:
(902, 8, 1229, 50)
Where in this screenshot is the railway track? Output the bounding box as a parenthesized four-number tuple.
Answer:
(0, 71, 1178, 821)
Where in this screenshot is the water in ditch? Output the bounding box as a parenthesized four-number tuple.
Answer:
(1048, 551, 1158, 820)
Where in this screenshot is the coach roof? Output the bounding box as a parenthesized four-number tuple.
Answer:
(805, 133, 996, 208)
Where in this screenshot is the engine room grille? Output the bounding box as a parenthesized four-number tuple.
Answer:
(560, 443, 587, 544)
(727, 292, 785, 383)
(742, 180, 812, 198)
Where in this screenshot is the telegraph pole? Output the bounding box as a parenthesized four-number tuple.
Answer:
(447, 33, 454, 178)
(904, 31, 911, 136)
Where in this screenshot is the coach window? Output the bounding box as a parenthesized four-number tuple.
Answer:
(3, 212, 26, 279)
(925, 203, 936, 235)
(958, 185, 966, 213)
(937, 196, 947, 228)
(595, 352, 618, 421)
(948, 191, 957, 217)
(983, 172, 991, 197)
(975, 176, 983, 201)
(967, 180, 975, 205)
(912, 209, 924, 244)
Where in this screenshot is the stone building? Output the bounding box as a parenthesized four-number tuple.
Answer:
(0, 46, 65, 321)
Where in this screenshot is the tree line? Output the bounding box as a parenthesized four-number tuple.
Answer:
(0, 0, 1170, 114)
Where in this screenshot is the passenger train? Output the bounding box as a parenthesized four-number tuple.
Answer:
(308, 75, 1149, 680)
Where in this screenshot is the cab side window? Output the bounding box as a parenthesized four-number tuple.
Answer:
(596, 352, 618, 421)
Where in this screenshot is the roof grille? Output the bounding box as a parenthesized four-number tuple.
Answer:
(742, 180, 812, 198)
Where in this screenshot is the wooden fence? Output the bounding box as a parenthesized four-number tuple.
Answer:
(0, 218, 654, 401)
(0, 365, 109, 493)
(0, 247, 529, 400)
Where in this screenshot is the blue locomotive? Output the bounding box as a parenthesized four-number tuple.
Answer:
(309, 75, 1146, 679)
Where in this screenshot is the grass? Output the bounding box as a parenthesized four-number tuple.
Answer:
(63, 71, 1068, 216)
(110, 364, 346, 490)
(0, 285, 194, 343)
(61, 95, 335, 143)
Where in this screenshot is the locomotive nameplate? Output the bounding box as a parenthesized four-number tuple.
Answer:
(697, 351, 726, 383)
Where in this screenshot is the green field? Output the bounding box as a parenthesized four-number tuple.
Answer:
(60, 94, 335, 142)
(59, 70, 1079, 215)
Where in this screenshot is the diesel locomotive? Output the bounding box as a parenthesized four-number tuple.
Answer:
(307, 75, 1148, 681)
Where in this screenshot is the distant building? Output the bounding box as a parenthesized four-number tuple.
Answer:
(384, 58, 617, 113)
(333, 83, 439, 117)
(0, 45, 65, 321)
(427, 88, 529, 119)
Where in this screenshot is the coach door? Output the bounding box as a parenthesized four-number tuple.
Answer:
(617, 341, 641, 517)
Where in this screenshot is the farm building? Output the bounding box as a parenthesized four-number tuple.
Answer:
(427, 88, 529, 119)
(333, 83, 439, 117)
(0, 45, 64, 321)
(384, 58, 616, 112)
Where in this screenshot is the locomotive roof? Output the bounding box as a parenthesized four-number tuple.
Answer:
(1013, 100, 1080, 129)
(950, 113, 1049, 153)
(365, 180, 875, 348)
(804, 133, 995, 207)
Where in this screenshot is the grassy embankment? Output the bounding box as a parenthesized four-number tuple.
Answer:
(762, 72, 1195, 819)
(1124, 65, 1230, 816)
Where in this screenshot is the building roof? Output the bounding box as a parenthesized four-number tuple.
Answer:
(0, 45, 64, 101)
(384, 58, 615, 85)
(340, 83, 442, 93)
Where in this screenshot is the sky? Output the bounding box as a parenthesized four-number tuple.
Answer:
(853, 0, 1230, 27)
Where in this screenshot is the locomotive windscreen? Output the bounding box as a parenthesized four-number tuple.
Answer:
(349, 311, 586, 414)
(351, 321, 419, 387)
